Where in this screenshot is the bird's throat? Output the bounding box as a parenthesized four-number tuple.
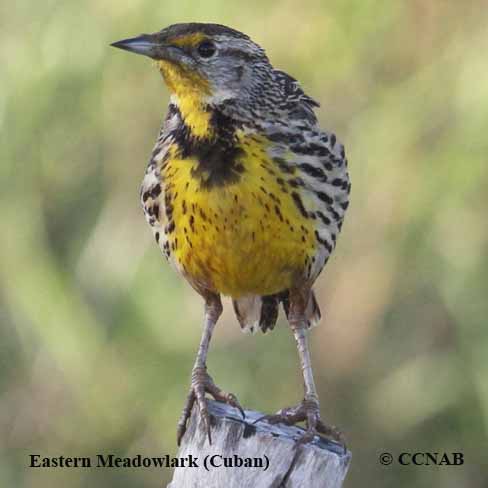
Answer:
(158, 60, 212, 139)
(174, 96, 212, 139)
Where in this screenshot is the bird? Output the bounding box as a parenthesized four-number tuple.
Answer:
(111, 22, 350, 446)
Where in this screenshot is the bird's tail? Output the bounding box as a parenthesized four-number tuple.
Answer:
(233, 290, 321, 334)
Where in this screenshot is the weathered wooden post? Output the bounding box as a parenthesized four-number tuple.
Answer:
(168, 400, 351, 487)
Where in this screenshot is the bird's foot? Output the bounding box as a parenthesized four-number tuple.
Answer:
(257, 396, 345, 447)
(176, 366, 244, 446)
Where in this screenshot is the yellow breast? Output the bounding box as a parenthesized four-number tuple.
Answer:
(162, 132, 317, 297)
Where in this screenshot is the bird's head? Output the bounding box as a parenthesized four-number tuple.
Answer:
(111, 23, 270, 107)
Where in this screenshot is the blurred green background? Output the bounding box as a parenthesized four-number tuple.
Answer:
(1, 0, 487, 486)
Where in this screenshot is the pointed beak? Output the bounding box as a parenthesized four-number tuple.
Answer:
(111, 33, 191, 65)
(111, 34, 159, 59)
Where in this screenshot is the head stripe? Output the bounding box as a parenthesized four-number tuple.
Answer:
(159, 23, 250, 41)
(171, 32, 207, 48)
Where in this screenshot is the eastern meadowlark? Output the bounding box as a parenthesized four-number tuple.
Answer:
(112, 23, 350, 446)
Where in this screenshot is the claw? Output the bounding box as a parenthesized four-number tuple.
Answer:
(198, 400, 212, 444)
(201, 410, 212, 445)
(176, 389, 195, 446)
(227, 393, 246, 419)
(297, 430, 316, 445)
(317, 419, 345, 447)
(257, 398, 345, 448)
(206, 379, 245, 419)
(176, 368, 243, 446)
(252, 415, 269, 425)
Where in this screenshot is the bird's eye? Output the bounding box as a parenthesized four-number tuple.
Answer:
(197, 40, 216, 58)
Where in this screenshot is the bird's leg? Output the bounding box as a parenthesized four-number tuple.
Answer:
(258, 289, 344, 446)
(291, 325, 343, 444)
(176, 294, 244, 446)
